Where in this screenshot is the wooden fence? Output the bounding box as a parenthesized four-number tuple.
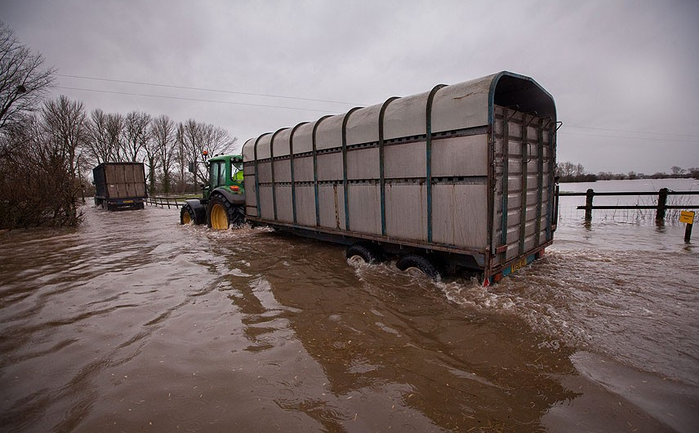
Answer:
(145, 196, 189, 209)
(558, 188, 699, 222)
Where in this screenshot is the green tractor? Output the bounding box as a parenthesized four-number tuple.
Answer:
(180, 154, 246, 229)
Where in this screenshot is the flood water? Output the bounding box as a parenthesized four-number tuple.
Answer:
(1, 179, 698, 432)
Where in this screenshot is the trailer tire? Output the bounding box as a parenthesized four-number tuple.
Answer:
(207, 195, 245, 230)
(345, 243, 384, 265)
(180, 204, 196, 225)
(396, 255, 442, 280)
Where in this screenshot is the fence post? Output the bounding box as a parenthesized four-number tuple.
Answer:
(656, 188, 668, 221)
(585, 189, 594, 221)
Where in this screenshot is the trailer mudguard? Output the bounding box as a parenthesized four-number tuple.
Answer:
(211, 188, 246, 206)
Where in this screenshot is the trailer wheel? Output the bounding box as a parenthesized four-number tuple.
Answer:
(207, 195, 245, 230)
(180, 205, 195, 225)
(396, 255, 442, 280)
(345, 243, 384, 265)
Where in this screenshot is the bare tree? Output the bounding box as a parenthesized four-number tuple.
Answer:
(107, 113, 124, 160)
(0, 21, 54, 149)
(178, 119, 237, 185)
(41, 95, 88, 177)
(86, 109, 112, 164)
(671, 166, 685, 176)
(38, 95, 88, 223)
(0, 96, 87, 228)
(86, 110, 125, 164)
(123, 110, 151, 162)
(150, 114, 176, 194)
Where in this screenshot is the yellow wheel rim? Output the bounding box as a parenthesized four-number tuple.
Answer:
(210, 203, 228, 230)
(182, 211, 192, 224)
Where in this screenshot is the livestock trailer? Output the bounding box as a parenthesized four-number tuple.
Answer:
(242, 71, 557, 283)
(93, 162, 147, 211)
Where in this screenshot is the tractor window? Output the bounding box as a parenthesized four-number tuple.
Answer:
(210, 161, 226, 188)
(231, 161, 243, 182)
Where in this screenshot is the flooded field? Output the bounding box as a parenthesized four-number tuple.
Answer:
(1, 179, 698, 432)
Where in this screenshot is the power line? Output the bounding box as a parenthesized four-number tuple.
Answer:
(56, 73, 364, 107)
(55, 86, 338, 113)
(559, 130, 698, 143)
(564, 124, 699, 139)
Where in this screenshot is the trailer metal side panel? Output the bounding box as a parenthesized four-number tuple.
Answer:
(347, 148, 379, 180)
(317, 153, 343, 181)
(273, 129, 292, 157)
(276, 185, 294, 223)
(242, 71, 557, 279)
(385, 182, 427, 240)
(345, 105, 381, 146)
(274, 160, 292, 183)
(431, 134, 488, 178)
(318, 183, 345, 229)
(315, 115, 344, 150)
(383, 92, 428, 140)
(384, 142, 426, 179)
(431, 76, 492, 134)
(348, 183, 381, 235)
(432, 182, 489, 248)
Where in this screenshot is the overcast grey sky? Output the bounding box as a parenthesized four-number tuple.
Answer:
(2, 0, 698, 175)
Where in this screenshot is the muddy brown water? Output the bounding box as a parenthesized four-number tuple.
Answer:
(1, 191, 698, 432)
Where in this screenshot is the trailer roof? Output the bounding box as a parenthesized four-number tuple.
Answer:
(243, 71, 555, 162)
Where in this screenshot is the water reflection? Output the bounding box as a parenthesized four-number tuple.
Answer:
(213, 234, 579, 431)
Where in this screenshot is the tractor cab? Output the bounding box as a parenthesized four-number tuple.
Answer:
(202, 154, 245, 201)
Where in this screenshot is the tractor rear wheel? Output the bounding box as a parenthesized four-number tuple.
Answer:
(207, 195, 244, 230)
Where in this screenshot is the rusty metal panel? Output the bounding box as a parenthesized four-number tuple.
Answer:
(317, 153, 343, 181)
(384, 142, 426, 179)
(432, 134, 488, 177)
(318, 183, 345, 229)
(346, 105, 381, 146)
(432, 183, 488, 248)
(348, 183, 381, 235)
(259, 186, 274, 220)
(383, 92, 428, 141)
(293, 156, 314, 183)
(294, 185, 316, 226)
(315, 115, 344, 150)
(274, 160, 292, 183)
(347, 147, 379, 180)
(276, 185, 293, 223)
(385, 182, 427, 241)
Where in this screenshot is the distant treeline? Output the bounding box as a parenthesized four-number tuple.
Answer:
(557, 161, 699, 183)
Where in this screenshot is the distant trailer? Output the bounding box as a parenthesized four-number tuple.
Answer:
(242, 71, 557, 283)
(93, 162, 147, 211)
